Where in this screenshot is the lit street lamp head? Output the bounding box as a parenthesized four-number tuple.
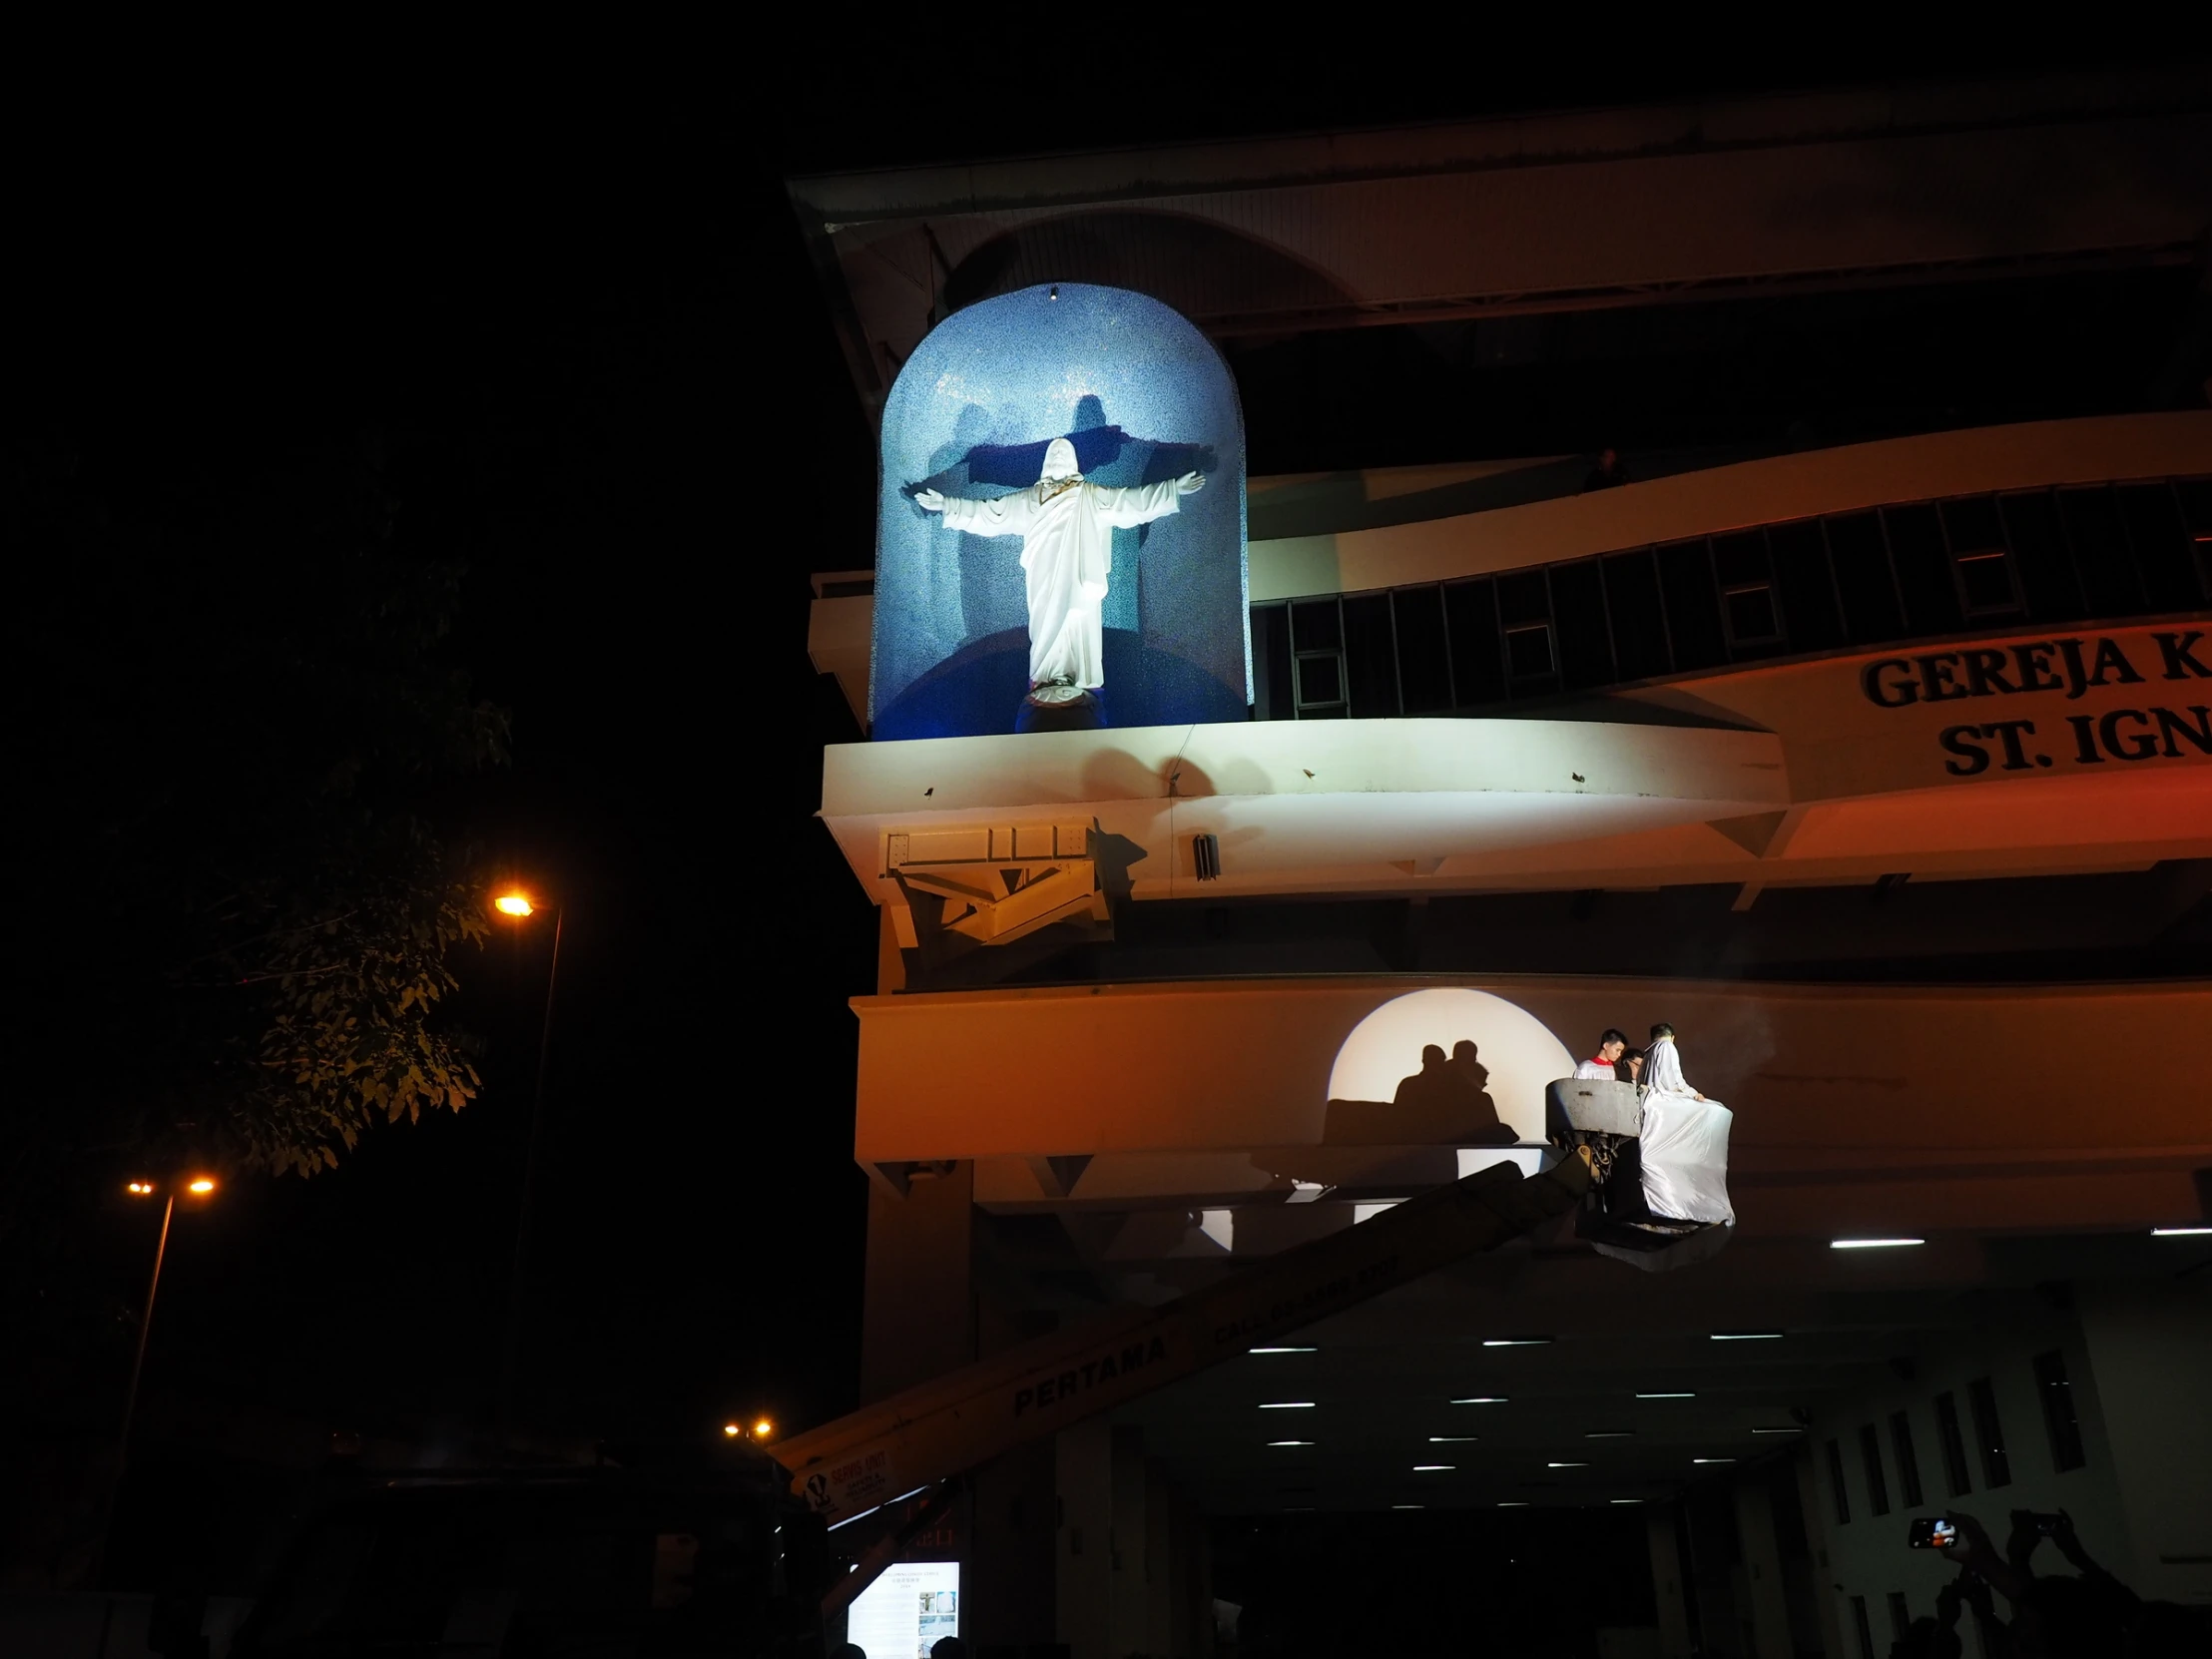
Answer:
(187, 1177, 217, 1195)
(495, 892, 535, 917)
(126, 1180, 156, 1196)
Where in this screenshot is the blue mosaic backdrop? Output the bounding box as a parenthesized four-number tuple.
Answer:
(870, 283, 1248, 739)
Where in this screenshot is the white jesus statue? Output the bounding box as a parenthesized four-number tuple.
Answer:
(917, 436, 1204, 696)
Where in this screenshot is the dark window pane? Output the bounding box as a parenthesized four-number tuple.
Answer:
(2062, 487, 2146, 619)
(1602, 551, 1672, 679)
(1496, 569, 1550, 626)
(1392, 587, 1453, 715)
(1890, 1411, 1925, 1507)
(1828, 512, 1905, 642)
(2117, 482, 2204, 611)
(1291, 597, 1342, 652)
(1851, 1596, 1875, 1659)
(1935, 1392, 1972, 1496)
(1505, 623, 1555, 679)
(2176, 477, 2212, 598)
(1253, 604, 1293, 721)
(2000, 490, 2085, 623)
(1296, 653, 1342, 707)
(1968, 1377, 2011, 1489)
(1711, 531, 1769, 589)
(2178, 476, 2212, 536)
(1887, 1593, 1911, 1642)
(1826, 1437, 1851, 1525)
(1724, 586, 1781, 645)
(2034, 1350, 2086, 1472)
(1885, 503, 1962, 636)
(1712, 531, 1781, 654)
(1859, 1423, 1891, 1516)
(1942, 495, 2004, 555)
(1444, 580, 1504, 706)
(1656, 540, 1726, 671)
(1954, 552, 2020, 615)
(1343, 593, 1399, 719)
(1550, 561, 1615, 689)
(1767, 520, 1841, 652)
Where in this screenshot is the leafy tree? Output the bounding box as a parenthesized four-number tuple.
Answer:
(9, 421, 509, 1234)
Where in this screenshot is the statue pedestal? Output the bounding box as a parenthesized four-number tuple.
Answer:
(1015, 685, 1105, 734)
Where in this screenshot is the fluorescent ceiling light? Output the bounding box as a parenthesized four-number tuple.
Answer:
(1250, 1346, 1318, 1354)
(1260, 1401, 1316, 1409)
(1450, 1397, 1508, 1404)
(1428, 1436, 1478, 1443)
(1710, 1332, 1785, 1341)
(1392, 1504, 1423, 1509)
(1496, 1501, 1530, 1507)
(1411, 1464, 1454, 1472)
(1546, 1461, 1588, 1468)
(1637, 1392, 1695, 1399)
(1832, 1238, 1925, 1249)
(1482, 1337, 1553, 1347)
(1693, 1457, 1737, 1464)
(1586, 1431, 1633, 1438)
(1752, 1427, 1804, 1435)
(1610, 1498, 1643, 1504)
(1267, 1440, 1315, 1447)
(2151, 1227, 2212, 1237)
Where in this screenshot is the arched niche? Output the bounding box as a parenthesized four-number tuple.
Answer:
(870, 283, 1248, 740)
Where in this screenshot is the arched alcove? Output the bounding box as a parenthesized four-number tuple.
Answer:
(871, 283, 1248, 740)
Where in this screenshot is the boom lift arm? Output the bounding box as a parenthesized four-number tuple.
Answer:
(776, 1153, 1592, 1535)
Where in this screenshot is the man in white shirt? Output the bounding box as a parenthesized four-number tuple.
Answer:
(1574, 1030, 1630, 1081)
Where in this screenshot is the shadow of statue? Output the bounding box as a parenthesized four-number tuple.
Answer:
(1324, 1039, 1518, 1146)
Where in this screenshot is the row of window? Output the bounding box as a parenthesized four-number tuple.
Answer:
(1250, 477, 2212, 720)
(1825, 1350, 2085, 1530)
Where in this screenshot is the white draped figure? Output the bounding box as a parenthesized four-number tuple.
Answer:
(917, 437, 1204, 693)
(1637, 1032, 1736, 1226)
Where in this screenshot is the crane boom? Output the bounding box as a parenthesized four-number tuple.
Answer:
(777, 1154, 1591, 1528)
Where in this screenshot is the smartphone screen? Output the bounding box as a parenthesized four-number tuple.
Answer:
(1907, 1517, 1958, 1549)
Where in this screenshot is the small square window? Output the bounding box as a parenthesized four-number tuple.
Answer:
(1954, 549, 2021, 615)
(1722, 583, 1781, 645)
(1504, 623, 1554, 678)
(1295, 652, 1344, 708)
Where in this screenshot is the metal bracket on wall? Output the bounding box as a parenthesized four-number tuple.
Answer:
(883, 822, 1108, 946)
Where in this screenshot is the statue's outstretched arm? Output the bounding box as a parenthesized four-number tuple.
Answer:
(1095, 472, 1204, 529)
(917, 487, 1035, 536)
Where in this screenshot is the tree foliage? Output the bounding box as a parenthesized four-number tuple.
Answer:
(10, 421, 509, 1220)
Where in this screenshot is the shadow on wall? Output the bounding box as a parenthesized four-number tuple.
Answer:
(1325, 1040, 1519, 1146)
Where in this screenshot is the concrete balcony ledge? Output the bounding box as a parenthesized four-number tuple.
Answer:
(823, 716, 1788, 905)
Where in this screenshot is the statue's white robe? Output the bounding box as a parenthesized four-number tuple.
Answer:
(1638, 1037, 1735, 1225)
(939, 477, 1185, 689)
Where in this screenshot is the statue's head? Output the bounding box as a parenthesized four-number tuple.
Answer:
(1038, 437, 1081, 483)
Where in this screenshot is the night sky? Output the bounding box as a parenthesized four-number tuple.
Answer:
(9, 53, 2169, 1572)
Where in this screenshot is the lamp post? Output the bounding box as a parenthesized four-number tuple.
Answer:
(492, 889, 562, 1447)
(119, 1175, 218, 1464)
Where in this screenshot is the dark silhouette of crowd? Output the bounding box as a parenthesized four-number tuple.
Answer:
(1891, 1508, 2206, 1658)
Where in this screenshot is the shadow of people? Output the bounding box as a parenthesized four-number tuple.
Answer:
(1324, 1041, 1517, 1145)
(1447, 1040, 1516, 1145)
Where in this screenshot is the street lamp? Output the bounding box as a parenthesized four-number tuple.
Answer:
(492, 887, 563, 1447)
(119, 1176, 219, 1461)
